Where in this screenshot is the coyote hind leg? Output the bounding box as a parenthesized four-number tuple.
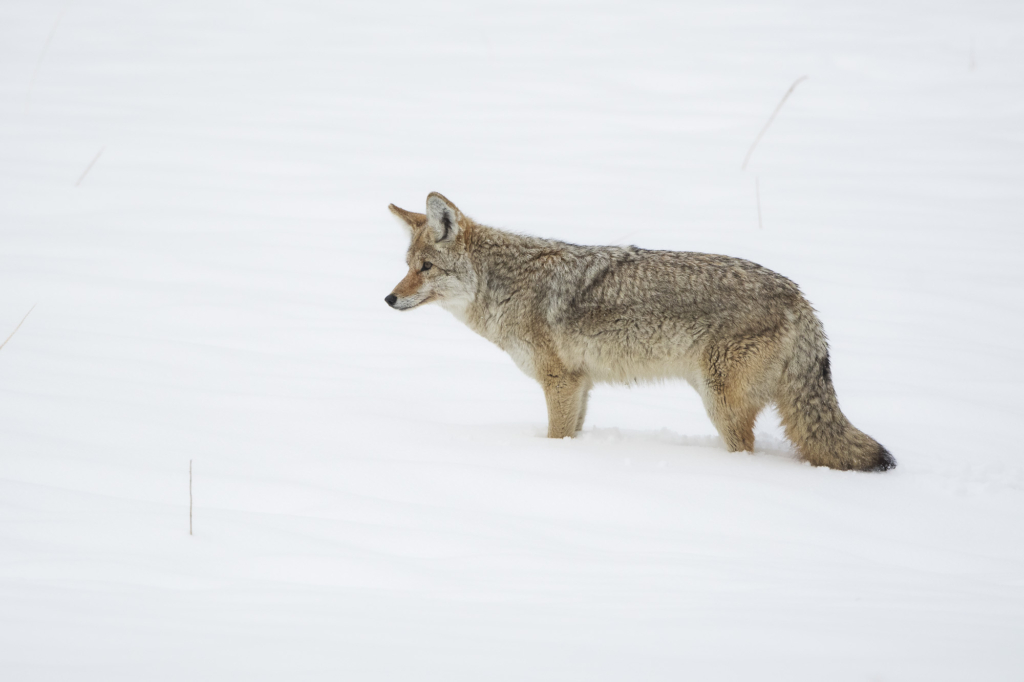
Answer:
(701, 393, 761, 452)
(699, 343, 774, 453)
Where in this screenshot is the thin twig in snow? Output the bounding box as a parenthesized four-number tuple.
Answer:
(26, 4, 70, 111)
(0, 305, 36, 353)
(75, 146, 105, 187)
(741, 76, 808, 171)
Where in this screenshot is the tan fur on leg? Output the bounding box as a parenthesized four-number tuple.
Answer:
(541, 366, 588, 439)
(699, 340, 775, 452)
(704, 395, 758, 452)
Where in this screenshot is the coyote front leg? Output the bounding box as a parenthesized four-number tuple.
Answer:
(541, 366, 588, 439)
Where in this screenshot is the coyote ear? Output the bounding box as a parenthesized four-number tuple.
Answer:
(388, 204, 427, 236)
(425, 192, 462, 243)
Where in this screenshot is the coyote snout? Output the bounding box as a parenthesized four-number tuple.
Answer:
(383, 192, 895, 472)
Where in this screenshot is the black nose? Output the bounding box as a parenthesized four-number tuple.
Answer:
(385, 294, 398, 307)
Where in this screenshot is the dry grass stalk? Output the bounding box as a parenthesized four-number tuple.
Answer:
(742, 76, 808, 171)
(0, 305, 36, 353)
(75, 147, 105, 187)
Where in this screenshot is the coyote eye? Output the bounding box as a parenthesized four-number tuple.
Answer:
(420, 262, 433, 272)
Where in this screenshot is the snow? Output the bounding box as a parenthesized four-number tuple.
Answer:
(1, 0, 1023, 679)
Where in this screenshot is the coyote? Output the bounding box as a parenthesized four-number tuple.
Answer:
(384, 193, 895, 472)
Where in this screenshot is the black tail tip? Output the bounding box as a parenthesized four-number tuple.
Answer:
(868, 445, 897, 472)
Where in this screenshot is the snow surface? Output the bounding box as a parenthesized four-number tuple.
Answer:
(2, 0, 1023, 679)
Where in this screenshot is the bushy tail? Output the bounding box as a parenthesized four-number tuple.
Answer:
(776, 308, 896, 472)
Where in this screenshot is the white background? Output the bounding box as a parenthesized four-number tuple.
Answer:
(1, 0, 1022, 679)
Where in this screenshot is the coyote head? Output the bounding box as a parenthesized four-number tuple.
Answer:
(385, 192, 477, 312)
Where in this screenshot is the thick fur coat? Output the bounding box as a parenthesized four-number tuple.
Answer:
(385, 192, 895, 472)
